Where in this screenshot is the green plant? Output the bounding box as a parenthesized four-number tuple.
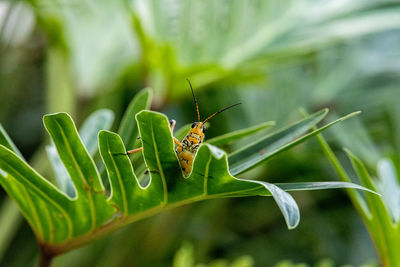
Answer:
(316, 125, 400, 267)
(273, 259, 376, 267)
(173, 242, 254, 267)
(172, 243, 377, 267)
(0, 88, 375, 266)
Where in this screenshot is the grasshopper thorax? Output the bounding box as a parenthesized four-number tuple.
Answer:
(182, 122, 205, 151)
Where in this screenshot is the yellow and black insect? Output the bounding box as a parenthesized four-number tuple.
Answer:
(127, 79, 241, 176)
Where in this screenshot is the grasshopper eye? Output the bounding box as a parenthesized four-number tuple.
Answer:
(202, 125, 206, 132)
(191, 123, 196, 128)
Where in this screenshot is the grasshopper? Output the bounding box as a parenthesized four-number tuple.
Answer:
(127, 79, 240, 177)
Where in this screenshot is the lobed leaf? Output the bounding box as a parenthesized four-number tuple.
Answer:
(46, 109, 114, 197)
(0, 95, 375, 255)
(0, 145, 72, 243)
(43, 113, 115, 235)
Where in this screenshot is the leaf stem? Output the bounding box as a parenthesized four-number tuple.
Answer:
(39, 245, 54, 267)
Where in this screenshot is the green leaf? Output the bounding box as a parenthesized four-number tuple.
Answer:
(229, 110, 360, 175)
(228, 109, 328, 175)
(376, 158, 400, 225)
(118, 88, 152, 149)
(43, 113, 114, 234)
(314, 128, 372, 218)
(80, 109, 115, 156)
(131, 1, 400, 92)
(0, 125, 45, 247)
(206, 121, 275, 146)
(0, 124, 23, 159)
(0, 145, 72, 243)
(46, 109, 115, 197)
(0, 104, 375, 256)
(276, 182, 378, 195)
(344, 149, 400, 265)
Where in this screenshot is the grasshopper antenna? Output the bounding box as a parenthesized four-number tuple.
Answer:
(186, 78, 201, 122)
(202, 103, 242, 124)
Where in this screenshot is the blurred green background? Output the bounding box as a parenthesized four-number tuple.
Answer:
(1, 0, 399, 266)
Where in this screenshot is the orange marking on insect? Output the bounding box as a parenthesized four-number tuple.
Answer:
(190, 128, 202, 135)
(180, 151, 193, 161)
(188, 137, 199, 143)
(180, 159, 192, 173)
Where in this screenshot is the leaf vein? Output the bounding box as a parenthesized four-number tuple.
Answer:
(107, 142, 128, 215)
(54, 119, 97, 230)
(150, 120, 168, 204)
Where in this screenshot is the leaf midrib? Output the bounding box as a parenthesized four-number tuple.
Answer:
(150, 120, 168, 204)
(54, 119, 97, 230)
(107, 140, 128, 215)
(202, 154, 213, 196)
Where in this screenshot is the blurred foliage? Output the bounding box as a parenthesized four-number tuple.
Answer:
(316, 114, 400, 266)
(172, 243, 377, 267)
(1, 0, 400, 266)
(173, 242, 254, 267)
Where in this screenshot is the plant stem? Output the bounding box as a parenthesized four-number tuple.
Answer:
(39, 245, 54, 267)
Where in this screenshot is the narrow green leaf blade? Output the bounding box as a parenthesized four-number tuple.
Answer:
(228, 109, 328, 175)
(206, 121, 275, 146)
(0, 124, 23, 159)
(344, 148, 378, 192)
(345, 149, 400, 263)
(315, 130, 372, 219)
(229, 111, 360, 175)
(376, 158, 400, 225)
(276, 181, 379, 195)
